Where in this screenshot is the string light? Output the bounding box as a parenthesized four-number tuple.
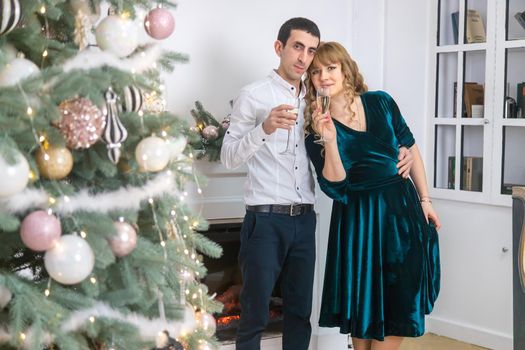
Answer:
(80, 230, 87, 238)
(26, 106, 33, 116)
(197, 188, 203, 194)
(48, 197, 56, 205)
(40, 5, 46, 14)
(63, 196, 70, 203)
(160, 241, 166, 247)
(90, 277, 97, 284)
(19, 333, 26, 341)
(44, 289, 50, 297)
(89, 316, 95, 323)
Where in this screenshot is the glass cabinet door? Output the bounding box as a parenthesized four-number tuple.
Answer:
(507, 0, 525, 41)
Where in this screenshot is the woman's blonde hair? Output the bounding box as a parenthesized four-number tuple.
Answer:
(304, 41, 368, 133)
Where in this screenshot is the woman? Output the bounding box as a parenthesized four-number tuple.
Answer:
(304, 41, 441, 350)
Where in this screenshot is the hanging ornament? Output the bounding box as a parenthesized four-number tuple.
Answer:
(0, 0, 21, 36)
(194, 310, 217, 337)
(202, 125, 219, 141)
(153, 330, 184, 350)
(0, 285, 12, 309)
(0, 57, 39, 87)
(143, 91, 165, 114)
(102, 87, 128, 164)
(57, 97, 105, 149)
(221, 116, 230, 130)
(0, 149, 29, 197)
(167, 135, 187, 160)
(20, 210, 62, 252)
(35, 145, 74, 180)
(69, 0, 101, 24)
(135, 136, 170, 172)
(44, 235, 95, 285)
(108, 221, 137, 257)
(95, 15, 139, 57)
(73, 10, 90, 50)
(144, 7, 175, 40)
(122, 85, 143, 113)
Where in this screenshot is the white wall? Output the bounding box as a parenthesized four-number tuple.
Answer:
(162, 1, 514, 349)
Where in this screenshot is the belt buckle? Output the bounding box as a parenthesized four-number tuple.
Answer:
(289, 204, 300, 216)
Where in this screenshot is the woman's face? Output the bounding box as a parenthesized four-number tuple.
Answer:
(309, 61, 345, 97)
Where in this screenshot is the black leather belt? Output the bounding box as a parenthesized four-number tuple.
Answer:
(246, 204, 314, 216)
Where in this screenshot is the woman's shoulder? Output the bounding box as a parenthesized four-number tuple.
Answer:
(361, 90, 394, 103)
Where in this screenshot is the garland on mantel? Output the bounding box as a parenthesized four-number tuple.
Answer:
(188, 101, 231, 162)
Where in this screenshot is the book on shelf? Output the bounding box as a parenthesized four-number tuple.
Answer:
(515, 11, 525, 31)
(517, 82, 525, 118)
(466, 9, 486, 43)
(448, 156, 456, 189)
(462, 156, 483, 192)
(447, 156, 483, 191)
(451, 11, 459, 44)
(463, 83, 484, 118)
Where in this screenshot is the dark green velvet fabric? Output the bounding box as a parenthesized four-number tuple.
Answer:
(305, 91, 440, 340)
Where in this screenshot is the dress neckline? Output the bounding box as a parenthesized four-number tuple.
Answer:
(332, 94, 369, 134)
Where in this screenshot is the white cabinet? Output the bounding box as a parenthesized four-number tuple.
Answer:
(429, 0, 525, 206)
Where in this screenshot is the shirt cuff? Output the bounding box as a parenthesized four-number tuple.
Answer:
(250, 123, 269, 147)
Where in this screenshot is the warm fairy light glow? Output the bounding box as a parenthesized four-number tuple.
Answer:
(43, 153, 50, 161)
(44, 289, 50, 297)
(26, 106, 33, 116)
(47, 208, 53, 215)
(121, 12, 131, 19)
(80, 231, 87, 238)
(160, 241, 166, 247)
(89, 316, 95, 323)
(90, 277, 97, 284)
(42, 50, 48, 57)
(40, 6, 46, 14)
(28, 170, 36, 181)
(48, 197, 56, 205)
(39, 135, 46, 142)
(138, 110, 144, 117)
(19, 333, 26, 341)
(184, 249, 189, 255)
(197, 188, 203, 194)
(148, 198, 154, 204)
(183, 216, 189, 221)
(63, 196, 70, 203)
(161, 130, 168, 137)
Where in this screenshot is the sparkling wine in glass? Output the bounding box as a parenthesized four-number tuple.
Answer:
(313, 87, 330, 144)
(279, 98, 300, 155)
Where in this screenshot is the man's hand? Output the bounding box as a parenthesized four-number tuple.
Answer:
(262, 104, 297, 135)
(397, 146, 413, 178)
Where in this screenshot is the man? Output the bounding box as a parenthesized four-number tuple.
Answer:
(221, 18, 413, 350)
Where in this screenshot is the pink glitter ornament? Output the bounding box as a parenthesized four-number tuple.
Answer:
(20, 210, 62, 251)
(202, 125, 219, 140)
(108, 221, 137, 257)
(144, 7, 175, 40)
(58, 97, 105, 149)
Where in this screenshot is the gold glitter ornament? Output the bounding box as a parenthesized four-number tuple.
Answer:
(57, 97, 105, 149)
(36, 146, 73, 180)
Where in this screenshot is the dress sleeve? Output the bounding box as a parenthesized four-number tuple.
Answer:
(384, 92, 416, 148)
(305, 134, 348, 204)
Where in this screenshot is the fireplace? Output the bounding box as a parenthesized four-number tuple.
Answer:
(200, 219, 283, 343)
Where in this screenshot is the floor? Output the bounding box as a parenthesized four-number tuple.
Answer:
(400, 333, 488, 350)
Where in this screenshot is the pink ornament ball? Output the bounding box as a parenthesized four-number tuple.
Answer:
(144, 8, 175, 40)
(108, 221, 137, 257)
(20, 210, 62, 251)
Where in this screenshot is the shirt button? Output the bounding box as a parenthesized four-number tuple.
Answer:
(295, 144, 298, 147)
(295, 166, 298, 170)
(227, 131, 230, 134)
(262, 138, 266, 142)
(296, 187, 299, 190)
(295, 122, 298, 125)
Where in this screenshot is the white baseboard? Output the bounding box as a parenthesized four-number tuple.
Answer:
(427, 316, 513, 350)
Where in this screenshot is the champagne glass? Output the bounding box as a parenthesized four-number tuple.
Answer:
(279, 97, 300, 155)
(313, 87, 330, 144)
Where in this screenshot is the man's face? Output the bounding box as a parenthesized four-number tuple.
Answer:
(275, 29, 319, 85)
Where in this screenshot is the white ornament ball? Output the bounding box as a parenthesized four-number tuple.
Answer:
(44, 235, 95, 285)
(95, 15, 139, 57)
(202, 125, 219, 141)
(135, 136, 170, 172)
(167, 135, 187, 160)
(0, 149, 29, 197)
(173, 304, 197, 337)
(0, 285, 12, 309)
(195, 311, 217, 337)
(0, 57, 39, 87)
(108, 221, 137, 257)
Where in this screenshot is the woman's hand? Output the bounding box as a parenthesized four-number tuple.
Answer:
(421, 202, 441, 230)
(312, 106, 336, 144)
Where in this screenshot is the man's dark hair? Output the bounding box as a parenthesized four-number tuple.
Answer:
(277, 17, 320, 46)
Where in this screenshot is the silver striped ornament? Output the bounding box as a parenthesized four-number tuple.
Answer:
(0, 0, 21, 36)
(122, 85, 143, 112)
(103, 87, 128, 164)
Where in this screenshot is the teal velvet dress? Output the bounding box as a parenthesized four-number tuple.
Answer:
(305, 91, 440, 340)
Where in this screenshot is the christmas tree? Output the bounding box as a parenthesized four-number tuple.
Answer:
(0, 1, 222, 349)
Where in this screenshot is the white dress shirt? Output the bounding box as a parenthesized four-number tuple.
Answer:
(221, 70, 315, 206)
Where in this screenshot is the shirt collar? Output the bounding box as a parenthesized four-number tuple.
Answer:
(269, 70, 307, 99)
